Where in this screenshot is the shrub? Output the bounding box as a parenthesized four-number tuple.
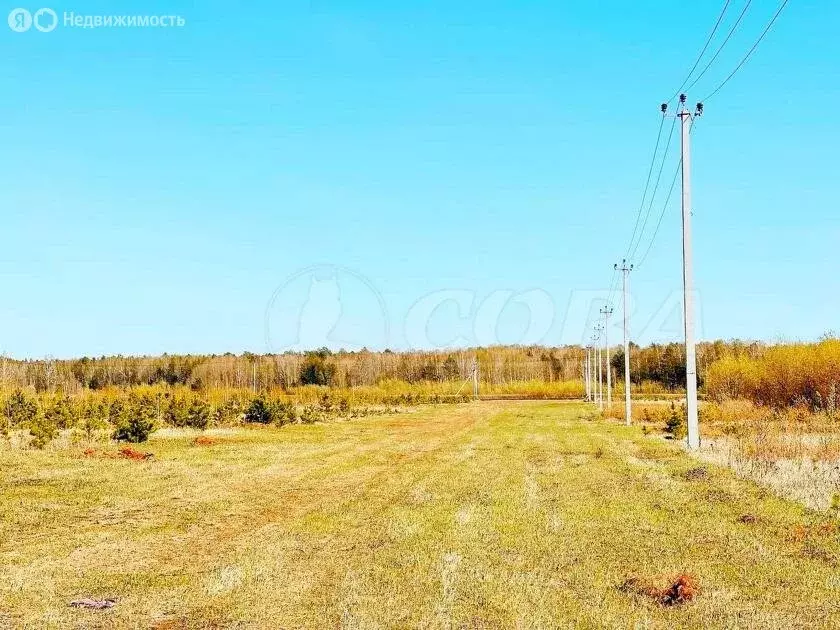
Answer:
(273, 400, 296, 426)
(338, 397, 350, 415)
(704, 339, 840, 410)
(29, 410, 58, 449)
(76, 396, 109, 441)
(665, 402, 687, 440)
(81, 413, 109, 442)
(299, 404, 321, 424)
(5, 389, 38, 428)
(45, 396, 77, 430)
(244, 396, 274, 424)
(244, 396, 296, 426)
(186, 398, 212, 430)
(112, 394, 156, 443)
(216, 395, 246, 425)
(108, 398, 127, 427)
(442, 356, 459, 380)
(299, 350, 337, 386)
(164, 396, 190, 427)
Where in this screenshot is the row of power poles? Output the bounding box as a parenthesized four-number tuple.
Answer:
(584, 325, 608, 410)
(585, 95, 701, 448)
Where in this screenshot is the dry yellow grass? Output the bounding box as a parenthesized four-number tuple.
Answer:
(2, 401, 839, 627)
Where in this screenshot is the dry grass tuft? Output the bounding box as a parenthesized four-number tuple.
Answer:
(193, 435, 216, 446)
(683, 466, 708, 481)
(738, 513, 758, 524)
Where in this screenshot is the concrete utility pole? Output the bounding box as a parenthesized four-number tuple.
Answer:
(616, 260, 633, 426)
(600, 306, 614, 407)
(583, 355, 588, 401)
(594, 325, 604, 409)
(677, 94, 702, 449)
(472, 357, 479, 400)
(585, 346, 591, 401)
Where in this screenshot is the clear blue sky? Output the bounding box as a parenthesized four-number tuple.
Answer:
(1, 0, 837, 358)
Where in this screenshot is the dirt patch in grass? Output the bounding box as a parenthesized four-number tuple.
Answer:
(682, 466, 708, 481)
(193, 436, 216, 447)
(620, 573, 700, 606)
(81, 446, 154, 461)
(788, 521, 838, 543)
(801, 542, 838, 565)
(117, 446, 154, 461)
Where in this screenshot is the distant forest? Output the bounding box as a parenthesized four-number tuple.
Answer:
(0, 341, 767, 393)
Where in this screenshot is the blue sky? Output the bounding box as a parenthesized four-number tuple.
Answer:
(1, 0, 837, 358)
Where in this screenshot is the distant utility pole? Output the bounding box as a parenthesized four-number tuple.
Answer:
(472, 357, 479, 400)
(588, 338, 596, 403)
(595, 325, 604, 409)
(616, 260, 633, 426)
(600, 306, 614, 407)
(582, 356, 588, 401)
(676, 93, 703, 449)
(585, 346, 591, 401)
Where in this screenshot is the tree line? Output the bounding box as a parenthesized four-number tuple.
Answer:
(0, 346, 589, 393)
(0, 341, 776, 394)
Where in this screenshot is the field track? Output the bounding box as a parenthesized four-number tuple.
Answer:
(2, 401, 838, 627)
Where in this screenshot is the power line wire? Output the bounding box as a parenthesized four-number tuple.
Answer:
(635, 118, 697, 270)
(624, 115, 666, 260)
(665, 0, 732, 104)
(628, 114, 678, 260)
(635, 158, 682, 270)
(701, 0, 791, 102)
(603, 265, 618, 308)
(606, 269, 620, 308)
(683, 0, 754, 95)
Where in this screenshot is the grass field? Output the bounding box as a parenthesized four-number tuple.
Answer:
(2, 401, 839, 628)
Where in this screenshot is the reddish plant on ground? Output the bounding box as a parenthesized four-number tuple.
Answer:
(621, 573, 699, 606)
(789, 521, 838, 543)
(193, 435, 216, 446)
(117, 445, 154, 461)
(659, 574, 699, 605)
